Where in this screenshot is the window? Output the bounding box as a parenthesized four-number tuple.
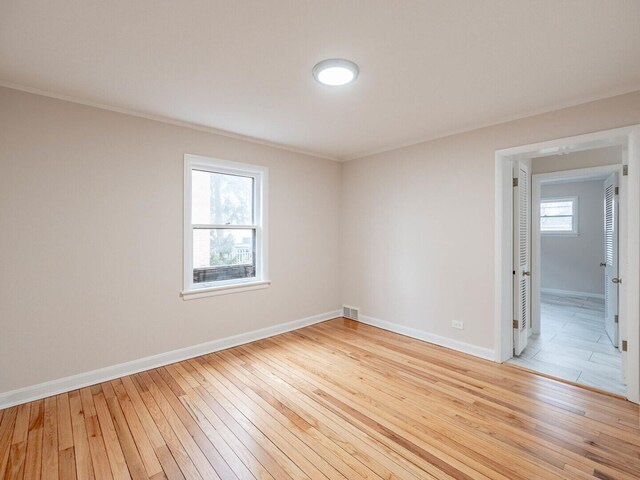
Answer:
(183, 154, 268, 298)
(540, 196, 578, 235)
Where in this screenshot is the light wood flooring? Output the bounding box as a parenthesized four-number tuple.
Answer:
(507, 293, 625, 396)
(1, 318, 639, 479)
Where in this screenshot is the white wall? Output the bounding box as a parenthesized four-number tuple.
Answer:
(532, 145, 622, 174)
(0, 87, 342, 393)
(3, 85, 640, 396)
(540, 180, 605, 296)
(341, 90, 640, 353)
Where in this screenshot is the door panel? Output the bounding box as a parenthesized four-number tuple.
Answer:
(513, 161, 530, 356)
(604, 172, 619, 347)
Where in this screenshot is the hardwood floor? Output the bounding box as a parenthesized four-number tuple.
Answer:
(1, 318, 639, 479)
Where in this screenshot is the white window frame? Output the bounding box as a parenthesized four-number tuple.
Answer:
(540, 195, 579, 236)
(182, 154, 269, 300)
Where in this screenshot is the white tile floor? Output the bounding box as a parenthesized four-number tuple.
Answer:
(506, 292, 626, 396)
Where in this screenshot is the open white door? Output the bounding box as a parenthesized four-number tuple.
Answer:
(513, 161, 531, 356)
(604, 172, 619, 347)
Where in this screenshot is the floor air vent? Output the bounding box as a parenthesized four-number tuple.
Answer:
(342, 305, 359, 320)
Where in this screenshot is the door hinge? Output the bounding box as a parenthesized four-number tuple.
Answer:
(513, 178, 518, 187)
(615, 186, 619, 195)
(513, 320, 518, 329)
(621, 340, 628, 352)
(623, 165, 628, 176)
(614, 314, 618, 324)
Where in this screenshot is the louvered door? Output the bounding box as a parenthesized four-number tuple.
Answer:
(513, 161, 531, 356)
(604, 172, 619, 347)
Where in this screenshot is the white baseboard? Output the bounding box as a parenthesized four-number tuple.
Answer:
(358, 315, 495, 362)
(0, 310, 341, 409)
(541, 288, 605, 299)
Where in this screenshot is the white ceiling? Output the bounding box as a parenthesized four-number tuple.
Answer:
(1, 1, 640, 161)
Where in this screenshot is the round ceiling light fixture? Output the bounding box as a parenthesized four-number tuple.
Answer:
(312, 59, 359, 86)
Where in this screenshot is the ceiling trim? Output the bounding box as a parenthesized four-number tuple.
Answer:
(3, 80, 640, 163)
(345, 84, 640, 161)
(0, 80, 339, 162)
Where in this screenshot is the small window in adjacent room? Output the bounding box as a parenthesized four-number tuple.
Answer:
(540, 196, 578, 235)
(182, 154, 269, 299)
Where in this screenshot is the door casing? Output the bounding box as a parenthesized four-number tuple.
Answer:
(494, 125, 640, 404)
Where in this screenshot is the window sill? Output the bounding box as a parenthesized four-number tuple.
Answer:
(541, 232, 580, 237)
(181, 280, 271, 300)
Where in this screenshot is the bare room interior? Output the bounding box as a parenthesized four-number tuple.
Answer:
(1, 2, 640, 479)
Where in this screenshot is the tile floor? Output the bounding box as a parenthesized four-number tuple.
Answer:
(507, 292, 626, 396)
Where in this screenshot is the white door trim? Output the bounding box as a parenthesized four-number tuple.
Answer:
(494, 125, 640, 403)
(531, 164, 622, 336)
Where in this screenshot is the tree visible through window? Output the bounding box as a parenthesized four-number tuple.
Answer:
(184, 155, 267, 293)
(192, 170, 254, 269)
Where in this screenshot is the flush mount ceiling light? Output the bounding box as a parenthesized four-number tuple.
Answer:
(312, 59, 359, 86)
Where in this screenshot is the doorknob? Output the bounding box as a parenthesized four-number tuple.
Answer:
(612, 277, 622, 284)
(522, 271, 531, 277)
(600, 262, 606, 267)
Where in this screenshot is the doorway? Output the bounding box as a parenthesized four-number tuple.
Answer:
(508, 162, 625, 395)
(494, 125, 640, 403)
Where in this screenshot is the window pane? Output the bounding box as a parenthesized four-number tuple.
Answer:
(541, 200, 573, 217)
(193, 228, 256, 284)
(192, 170, 253, 225)
(541, 216, 573, 232)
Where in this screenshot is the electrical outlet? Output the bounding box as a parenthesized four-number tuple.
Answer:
(451, 320, 464, 330)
